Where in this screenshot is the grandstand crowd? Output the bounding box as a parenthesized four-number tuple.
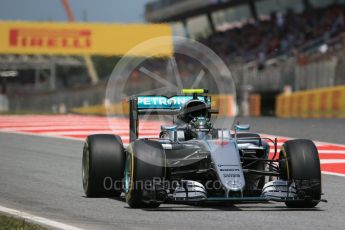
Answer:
(201, 3, 345, 64)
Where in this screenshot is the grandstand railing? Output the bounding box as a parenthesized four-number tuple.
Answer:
(237, 33, 345, 92)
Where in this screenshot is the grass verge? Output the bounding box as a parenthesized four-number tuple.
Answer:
(0, 214, 46, 230)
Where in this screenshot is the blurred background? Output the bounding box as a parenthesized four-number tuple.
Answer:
(0, 0, 344, 119)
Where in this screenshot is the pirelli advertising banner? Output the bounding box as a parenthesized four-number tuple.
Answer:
(0, 21, 173, 56)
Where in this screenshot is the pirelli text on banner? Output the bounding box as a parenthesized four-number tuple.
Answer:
(0, 21, 173, 56)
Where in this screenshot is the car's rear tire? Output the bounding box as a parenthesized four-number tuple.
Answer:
(82, 134, 125, 197)
(125, 139, 166, 208)
(279, 139, 321, 208)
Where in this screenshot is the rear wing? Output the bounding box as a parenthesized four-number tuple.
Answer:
(129, 94, 211, 142)
(138, 95, 209, 111)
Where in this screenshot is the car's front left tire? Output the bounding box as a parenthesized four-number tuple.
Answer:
(82, 134, 125, 197)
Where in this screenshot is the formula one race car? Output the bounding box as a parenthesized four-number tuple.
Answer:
(82, 89, 325, 208)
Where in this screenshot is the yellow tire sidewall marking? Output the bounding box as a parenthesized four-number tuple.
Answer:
(281, 146, 290, 180)
(126, 143, 135, 201)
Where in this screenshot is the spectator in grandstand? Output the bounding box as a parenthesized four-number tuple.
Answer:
(201, 3, 345, 65)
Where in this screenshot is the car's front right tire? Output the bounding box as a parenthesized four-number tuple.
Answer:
(125, 139, 166, 208)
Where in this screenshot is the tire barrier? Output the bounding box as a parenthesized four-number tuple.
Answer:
(276, 85, 345, 118)
(249, 94, 261, 117)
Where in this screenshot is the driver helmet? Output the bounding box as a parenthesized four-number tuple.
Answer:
(189, 117, 212, 140)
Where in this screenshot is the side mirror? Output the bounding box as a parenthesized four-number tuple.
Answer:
(235, 124, 250, 131)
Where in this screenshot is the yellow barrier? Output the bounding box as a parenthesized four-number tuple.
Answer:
(72, 101, 129, 116)
(276, 85, 345, 118)
(211, 95, 235, 117)
(249, 94, 261, 117)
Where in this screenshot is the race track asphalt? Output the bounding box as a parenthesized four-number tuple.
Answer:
(0, 117, 345, 230)
(238, 117, 345, 145)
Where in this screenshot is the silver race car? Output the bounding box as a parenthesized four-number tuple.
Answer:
(82, 89, 326, 208)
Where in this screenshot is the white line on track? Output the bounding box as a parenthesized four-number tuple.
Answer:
(0, 130, 84, 142)
(322, 171, 345, 177)
(261, 133, 345, 147)
(269, 150, 345, 154)
(320, 159, 345, 164)
(0, 205, 85, 230)
(40, 130, 159, 135)
(318, 150, 345, 154)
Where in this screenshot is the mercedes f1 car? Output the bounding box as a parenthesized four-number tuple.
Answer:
(82, 89, 326, 208)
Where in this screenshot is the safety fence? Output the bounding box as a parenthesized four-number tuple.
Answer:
(240, 52, 344, 92)
(9, 82, 106, 113)
(239, 35, 345, 92)
(276, 85, 345, 118)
